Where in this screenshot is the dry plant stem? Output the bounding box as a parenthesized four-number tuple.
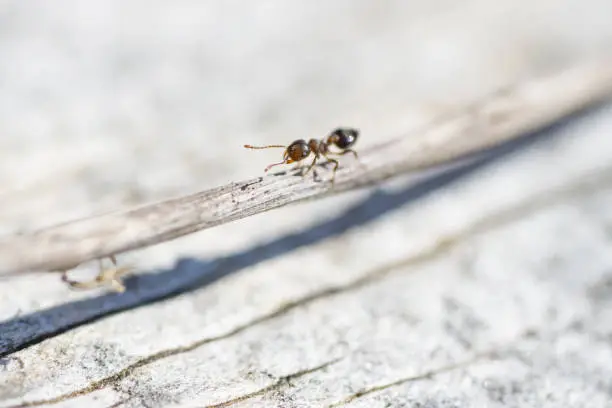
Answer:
(0, 57, 611, 277)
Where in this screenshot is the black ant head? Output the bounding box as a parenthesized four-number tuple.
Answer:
(285, 139, 311, 163)
(328, 128, 359, 149)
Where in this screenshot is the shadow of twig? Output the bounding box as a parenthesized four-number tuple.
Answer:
(0, 101, 607, 357)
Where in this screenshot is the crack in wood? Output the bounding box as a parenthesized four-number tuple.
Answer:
(326, 352, 499, 407)
(326, 321, 579, 407)
(201, 357, 342, 408)
(6, 167, 612, 408)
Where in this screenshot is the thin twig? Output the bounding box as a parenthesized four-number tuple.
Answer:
(1, 57, 611, 276)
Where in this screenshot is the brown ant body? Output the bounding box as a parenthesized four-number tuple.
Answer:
(244, 127, 359, 182)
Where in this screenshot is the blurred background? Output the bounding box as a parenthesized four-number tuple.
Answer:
(2, 3, 612, 405)
(0, 0, 611, 267)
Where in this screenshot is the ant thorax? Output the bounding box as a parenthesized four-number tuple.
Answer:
(308, 138, 323, 156)
(309, 138, 328, 156)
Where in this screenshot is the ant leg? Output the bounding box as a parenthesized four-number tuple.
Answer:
(323, 155, 340, 183)
(291, 159, 304, 173)
(61, 256, 131, 292)
(344, 149, 358, 160)
(302, 156, 318, 177)
(326, 149, 358, 160)
(326, 149, 363, 171)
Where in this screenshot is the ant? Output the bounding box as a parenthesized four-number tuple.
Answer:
(244, 127, 359, 182)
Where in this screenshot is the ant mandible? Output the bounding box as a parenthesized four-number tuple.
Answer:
(244, 127, 359, 182)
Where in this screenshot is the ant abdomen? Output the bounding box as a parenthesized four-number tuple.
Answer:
(328, 128, 359, 149)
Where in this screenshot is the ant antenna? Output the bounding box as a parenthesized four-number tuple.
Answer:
(244, 144, 289, 172)
(264, 160, 287, 172)
(244, 144, 285, 150)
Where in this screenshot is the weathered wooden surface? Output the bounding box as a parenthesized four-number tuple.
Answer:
(2, 1, 612, 407)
